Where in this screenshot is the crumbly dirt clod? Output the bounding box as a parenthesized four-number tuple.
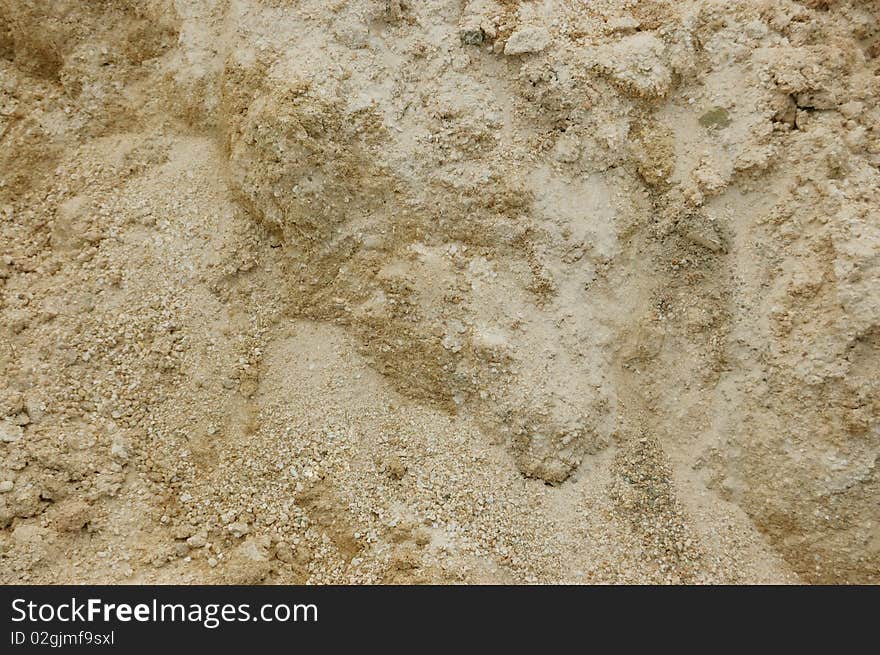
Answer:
(0, 0, 878, 584)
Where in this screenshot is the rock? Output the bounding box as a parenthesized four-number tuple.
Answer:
(554, 134, 581, 163)
(606, 16, 640, 34)
(460, 28, 484, 46)
(0, 419, 23, 443)
(110, 435, 130, 462)
(10, 487, 42, 518)
(186, 532, 207, 549)
(274, 544, 294, 563)
(294, 544, 312, 566)
(414, 528, 431, 547)
(227, 521, 250, 538)
(838, 100, 863, 119)
(594, 32, 671, 98)
(236, 536, 270, 562)
(699, 106, 732, 129)
(223, 537, 273, 583)
(24, 398, 43, 423)
(54, 499, 92, 531)
(361, 235, 384, 251)
(682, 228, 725, 254)
(504, 27, 550, 56)
(387, 455, 407, 480)
(0, 480, 13, 493)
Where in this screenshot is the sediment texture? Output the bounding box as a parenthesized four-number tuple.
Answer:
(0, 0, 878, 583)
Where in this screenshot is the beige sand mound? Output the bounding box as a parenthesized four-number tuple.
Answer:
(0, 0, 878, 583)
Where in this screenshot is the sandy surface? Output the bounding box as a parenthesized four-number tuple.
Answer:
(0, 0, 878, 584)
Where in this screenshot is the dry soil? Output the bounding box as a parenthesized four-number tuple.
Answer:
(1, 0, 878, 584)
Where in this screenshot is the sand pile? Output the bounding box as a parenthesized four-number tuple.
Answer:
(0, 0, 878, 583)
